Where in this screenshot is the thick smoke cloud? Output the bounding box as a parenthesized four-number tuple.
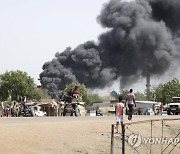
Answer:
(148, 0, 180, 34)
(40, 0, 180, 96)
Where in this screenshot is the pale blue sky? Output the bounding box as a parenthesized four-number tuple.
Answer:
(0, 0, 110, 85)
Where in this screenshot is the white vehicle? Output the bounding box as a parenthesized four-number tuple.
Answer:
(32, 105, 46, 117)
(167, 97, 180, 115)
(135, 101, 161, 115)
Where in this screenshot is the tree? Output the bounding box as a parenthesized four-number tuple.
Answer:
(63, 82, 90, 105)
(154, 84, 164, 102)
(135, 92, 146, 101)
(0, 70, 40, 101)
(120, 90, 129, 100)
(144, 87, 155, 101)
(162, 78, 180, 104)
(154, 78, 180, 104)
(121, 90, 146, 101)
(88, 94, 103, 103)
(36, 87, 50, 99)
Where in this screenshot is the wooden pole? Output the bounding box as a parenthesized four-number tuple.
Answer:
(110, 124, 114, 154)
(122, 123, 125, 154)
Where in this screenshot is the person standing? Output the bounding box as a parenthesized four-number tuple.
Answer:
(152, 104, 156, 115)
(160, 102, 164, 115)
(115, 96, 124, 130)
(126, 89, 136, 121)
(11, 101, 18, 117)
(72, 86, 80, 99)
(72, 86, 80, 116)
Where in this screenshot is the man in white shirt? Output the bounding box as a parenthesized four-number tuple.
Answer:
(126, 89, 136, 120)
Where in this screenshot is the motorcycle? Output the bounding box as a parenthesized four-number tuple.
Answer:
(18, 104, 33, 117)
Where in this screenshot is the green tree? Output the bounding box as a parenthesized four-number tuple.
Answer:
(0, 70, 40, 101)
(162, 78, 180, 104)
(154, 84, 164, 102)
(36, 87, 50, 99)
(120, 90, 129, 100)
(153, 78, 180, 104)
(121, 90, 146, 101)
(144, 87, 155, 101)
(64, 82, 90, 105)
(135, 92, 146, 101)
(88, 94, 103, 103)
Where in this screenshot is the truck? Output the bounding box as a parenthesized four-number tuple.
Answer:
(166, 97, 180, 115)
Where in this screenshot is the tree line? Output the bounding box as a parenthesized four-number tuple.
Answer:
(0, 70, 180, 105)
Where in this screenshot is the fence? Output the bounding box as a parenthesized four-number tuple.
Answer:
(110, 117, 180, 154)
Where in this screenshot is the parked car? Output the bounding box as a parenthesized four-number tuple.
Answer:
(166, 97, 180, 115)
(32, 105, 46, 117)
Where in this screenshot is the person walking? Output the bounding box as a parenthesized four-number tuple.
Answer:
(115, 96, 124, 131)
(126, 89, 136, 121)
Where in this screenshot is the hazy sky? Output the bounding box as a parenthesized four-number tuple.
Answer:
(0, 0, 110, 85)
(1, 0, 179, 95)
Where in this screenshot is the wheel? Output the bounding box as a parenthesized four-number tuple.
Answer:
(167, 111, 170, 115)
(63, 108, 66, 116)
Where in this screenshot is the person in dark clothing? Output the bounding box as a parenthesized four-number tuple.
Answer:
(138, 108, 142, 115)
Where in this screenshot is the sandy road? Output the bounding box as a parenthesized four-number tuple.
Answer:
(0, 115, 179, 154)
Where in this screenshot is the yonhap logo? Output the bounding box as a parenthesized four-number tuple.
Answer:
(128, 133, 180, 148)
(128, 133, 142, 148)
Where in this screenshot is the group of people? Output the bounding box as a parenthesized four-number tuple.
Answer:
(1, 96, 27, 117)
(61, 86, 80, 116)
(152, 102, 164, 115)
(115, 89, 165, 126)
(61, 86, 80, 102)
(115, 89, 136, 126)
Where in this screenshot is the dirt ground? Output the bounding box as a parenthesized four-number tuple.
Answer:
(0, 115, 180, 154)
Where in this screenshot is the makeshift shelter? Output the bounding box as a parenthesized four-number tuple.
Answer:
(39, 99, 60, 116)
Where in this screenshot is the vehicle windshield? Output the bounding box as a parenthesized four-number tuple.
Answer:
(172, 98, 180, 103)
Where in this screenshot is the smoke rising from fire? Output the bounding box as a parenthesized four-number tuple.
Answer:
(39, 0, 180, 95)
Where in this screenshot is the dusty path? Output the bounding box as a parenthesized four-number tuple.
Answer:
(0, 115, 179, 154)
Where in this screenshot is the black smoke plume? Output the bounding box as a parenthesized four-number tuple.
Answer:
(40, 0, 180, 96)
